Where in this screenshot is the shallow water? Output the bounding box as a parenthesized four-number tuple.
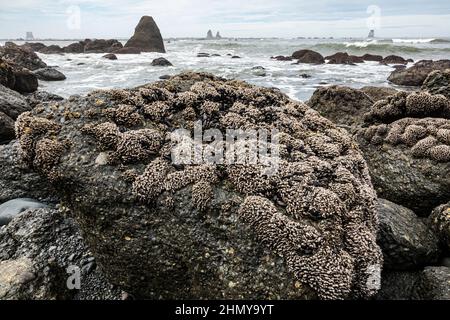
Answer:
(4, 38, 450, 102)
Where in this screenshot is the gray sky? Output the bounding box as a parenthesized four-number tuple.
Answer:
(1, 0, 449, 39)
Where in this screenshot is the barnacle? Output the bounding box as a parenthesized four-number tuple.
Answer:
(113, 129, 163, 163)
(105, 104, 143, 127)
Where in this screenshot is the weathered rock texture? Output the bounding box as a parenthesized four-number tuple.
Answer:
(325, 52, 364, 65)
(0, 84, 31, 143)
(0, 42, 47, 71)
(358, 91, 450, 215)
(422, 69, 450, 99)
(124, 16, 165, 53)
(388, 60, 450, 87)
(0, 207, 121, 299)
(15, 72, 383, 300)
(429, 202, 450, 251)
(411, 266, 450, 299)
(360, 86, 398, 102)
(308, 85, 374, 127)
(377, 199, 440, 270)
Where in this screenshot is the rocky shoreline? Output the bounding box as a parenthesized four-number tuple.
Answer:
(1, 16, 450, 301)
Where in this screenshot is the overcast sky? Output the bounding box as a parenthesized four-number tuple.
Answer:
(1, 0, 449, 39)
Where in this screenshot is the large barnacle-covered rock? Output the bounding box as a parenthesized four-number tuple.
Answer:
(422, 69, 450, 99)
(15, 72, 382, 299)
(357, 91, 450, 215)
(429, 202, 450, 251)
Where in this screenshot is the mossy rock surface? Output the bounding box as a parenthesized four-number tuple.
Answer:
(15, 72, 382, 299)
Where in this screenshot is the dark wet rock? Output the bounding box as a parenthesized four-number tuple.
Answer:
(0, 58, 16, 89)
(33, 67, 66, 81)
(0, 84, 30, 143)
(159, 75, 171, 80)
(102, 53, 118, 60)
(325, 52, 364, 65)
(411, 267, 450, 299)
(211, 54, 221, 57)
(308, 85, 373, 127)
(0, 111, 15, 144)
(197, 53, 210, 57)
(360, 86, 398, 102)
(84, 39, 122, 53)
(357, 91, 450, 215)
(14, 72, 383, 300)
(113, 47, 142, 54)
(271, 55, 293, 61)
(377, 199, 440, 270)
(151, 57, 172, 66)
(376, 270, 421, 300)
(39, 45, 64, 54)
(0, 198, 48, 226)
(124, 16, 165, 53)
(422, 69, 450, 99)
(23, 43, 47, 52)
(360, 54, 383, 62)
(388, 60, 450, 87)
(292, 49, 324, 64)
(231, 55, 241, 59)
(0, 207, 122, 299)
(429, 202, 450, 251)
(381, 55, 408, 65)
(392, 65, 407, 71)
(0, 141, 56, 204)
(0, 84, 30, 120)
(0, 42, 47, 71)
(9, 66, 38, 93)
(63, 42, 85, 54)
(300, 73, 312, 79)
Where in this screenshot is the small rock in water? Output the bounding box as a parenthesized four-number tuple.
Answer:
(33, 67, 66, 81)
(0, 198, 48, 226)
(159, 75, 171, 80)
(300, 73, 312, 78)
(251, 66, 266, 77)
(197, 53, 210, 58)
(231, 55, 241, 59)
(151, 57, 173, 66)
(102, 53, 118, 60)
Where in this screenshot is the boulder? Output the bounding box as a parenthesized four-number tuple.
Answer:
(0, 111, 15, 144)
(428, 202, 450, 251)
(22, 42, 47, 52)
(151, 57, 173, 67)
(0, 58, 16, 89)
(63, 42, 84, 54)
(39, 45, 64, 54)
(377, 199, 440, 270)
(360, 54, 383, 62)
(251, 66, 266, 77)
(0, 198, 48, 226)
(308, 85, 374, 127)
(102, 53, 118, 60)
(422, 69, 450, 99)
(124, 16, 165, 53)
(0, 84, 30, 120)
(292, 49, 325, 64)
(357, 91, 450, 215)
(381, 55, 408, 65)
(231, 55, 241, 59)
(325, 52, 364, 65)
(12, 67, 38, 93)
(33, 67, 66, 81)
(14, 72, 383, 300)
(84, 39, 122, 53)
(388, 60, 450, 87)
(411, 267, 450, 299)
(0, 207, 122, 299)
(0, 141, 56, 204)
(113, 47, 142, 54)
(0, 42, 47, 70)
(197, 53, 210, 57)
(360, 86, 398, 102)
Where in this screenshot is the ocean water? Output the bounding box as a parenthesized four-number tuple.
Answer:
(3, 38, 450, 102)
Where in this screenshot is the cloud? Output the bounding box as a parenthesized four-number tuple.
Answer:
(0, 0, 449, 38)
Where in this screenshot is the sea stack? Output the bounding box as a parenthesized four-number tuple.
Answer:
(206, 30, 214, 40)
(124, 16, 165, 53)
(216, 31, 222, 39)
